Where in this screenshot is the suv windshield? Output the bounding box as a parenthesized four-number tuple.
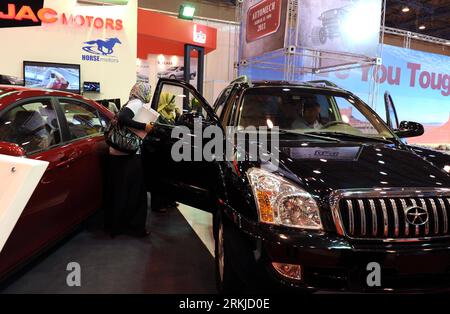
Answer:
(237, 87, 394, 140)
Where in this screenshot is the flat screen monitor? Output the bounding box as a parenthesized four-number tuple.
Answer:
(24, 61, 81, 94)
(83, 81, 100, 93)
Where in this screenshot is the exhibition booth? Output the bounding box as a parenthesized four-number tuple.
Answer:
(136, 8, 217, 97)
(238, 0, 450, 149)
(136, 8, 237, 104)
(0, 0, 138, 105)
(0, 1, 235, 106)
(0, 1, 447, 145)
(0, 0, 449, 296)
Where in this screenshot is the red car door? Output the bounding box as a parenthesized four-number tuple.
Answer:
(0, 98, 76, 278)
(55, 98, 109, 222)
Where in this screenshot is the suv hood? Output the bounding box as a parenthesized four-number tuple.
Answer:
(273, 141, 450, 196)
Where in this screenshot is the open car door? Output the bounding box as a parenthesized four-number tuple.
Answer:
(384, 91, 426, 140)
(142, 79, 222, 213)
(384, 91, 399, 130)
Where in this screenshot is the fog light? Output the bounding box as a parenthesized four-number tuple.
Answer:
(272, 262, 302, 281)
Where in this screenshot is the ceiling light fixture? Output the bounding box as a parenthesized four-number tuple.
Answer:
(401, 7, 410, 13)
(419, 25, 426, 30)
(178, 4, 196, 20)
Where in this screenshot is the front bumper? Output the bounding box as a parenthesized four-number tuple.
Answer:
(239, 220, 450, 293)
(261, 225, 450, 293)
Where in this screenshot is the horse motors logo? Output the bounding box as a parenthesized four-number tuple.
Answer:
(82, 37, 122, 63)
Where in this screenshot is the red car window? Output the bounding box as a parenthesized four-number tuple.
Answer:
(58, 99, 104, 140)
(0, 99, 61, 154)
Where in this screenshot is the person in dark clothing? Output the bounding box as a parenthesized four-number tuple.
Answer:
(105, 82, 154, 238)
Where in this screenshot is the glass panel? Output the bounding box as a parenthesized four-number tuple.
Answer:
(238, 87, 394, 139)
(59, 99, 103, 140)
(214, 87, 232, 119)
(156, 83, 208, 125)
(335, 97, 381, 135)
(0, 99, 61, 153)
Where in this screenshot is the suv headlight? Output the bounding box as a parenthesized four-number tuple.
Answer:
(444, 165, 450, 173)
(247, 168, 322, 230)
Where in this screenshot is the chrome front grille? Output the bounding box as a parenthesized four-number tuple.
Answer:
(331, 189, 450, 240)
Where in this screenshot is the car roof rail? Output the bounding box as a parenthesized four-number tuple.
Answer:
(230, 75, 252, 87)
(306, 80, 340, 88)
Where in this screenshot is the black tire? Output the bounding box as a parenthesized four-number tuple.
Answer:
(214, 211, 241, 293)
(214, 210, 266, 293)
(311, 26, 327, 45)
(169, 74, 176, 79)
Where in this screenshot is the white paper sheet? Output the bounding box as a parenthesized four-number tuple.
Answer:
(134, 104, 160, 124)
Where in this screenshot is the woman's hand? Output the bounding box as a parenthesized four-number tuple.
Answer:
(145, 122, 154, 133)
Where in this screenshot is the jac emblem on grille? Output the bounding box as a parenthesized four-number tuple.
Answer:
(405, 206, 429, 226)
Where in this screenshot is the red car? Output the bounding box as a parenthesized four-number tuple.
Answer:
(0, 85, 113, 281)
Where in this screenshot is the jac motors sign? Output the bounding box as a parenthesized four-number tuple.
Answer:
(246, 0, 282, 42)
(0, 2, 123, 30)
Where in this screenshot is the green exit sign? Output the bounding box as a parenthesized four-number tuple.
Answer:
(78, 0, 129, 5)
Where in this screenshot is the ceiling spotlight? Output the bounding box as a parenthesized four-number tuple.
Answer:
(401, 7, 410, 13)
(419, 25, 426, 30)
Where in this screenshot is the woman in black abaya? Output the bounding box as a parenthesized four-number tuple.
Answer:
(105, 82, 153, 238)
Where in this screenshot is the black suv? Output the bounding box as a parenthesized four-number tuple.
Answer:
(143, 78, 450, 293)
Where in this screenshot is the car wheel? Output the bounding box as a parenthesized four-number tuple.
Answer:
(311, 26, 327, 45)
(169, 75, 176, 79)
(214, 211, 241, 293)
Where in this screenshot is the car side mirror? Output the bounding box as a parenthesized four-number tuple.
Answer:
(394, 121, 424, 138)
(0, 142, 26, 157)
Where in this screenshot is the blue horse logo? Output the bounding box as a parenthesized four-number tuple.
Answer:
(83, 37, 122, 56)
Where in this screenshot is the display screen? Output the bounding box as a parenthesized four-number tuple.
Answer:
(83, 81, 100, 93)
(24, 61, 81, 94)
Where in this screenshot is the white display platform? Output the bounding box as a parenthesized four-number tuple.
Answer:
(0, 154, 48, 253)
